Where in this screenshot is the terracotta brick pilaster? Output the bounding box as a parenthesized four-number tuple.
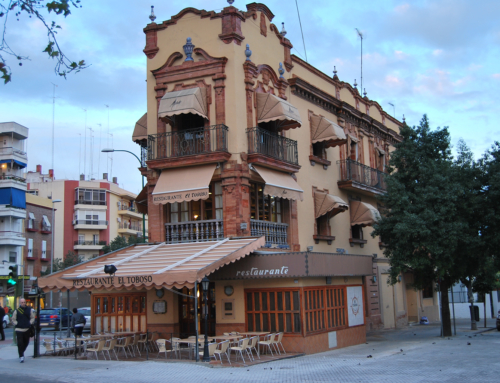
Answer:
(243, 61, 258, 128)
(219, 6, 245, 45)
(212, 73, 226, 125)
(221, 162, 251, 238)
(147, 172, 166, 242)
(143, 28, 159, 59)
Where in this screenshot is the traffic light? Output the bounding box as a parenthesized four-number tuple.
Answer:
(7, 265, 18, 286)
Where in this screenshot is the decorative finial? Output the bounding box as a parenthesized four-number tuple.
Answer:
(245, 44, 252, 61)
(183, 37, 195, 62)
(149, 6, 156, 22)
(363, 88, 367, 98)
(227, 0, 234, 5)
(281, 22, 287, 37)
(403, 114, 406, 123)
(333, 66, 338, 78)
(279, 63, 285, 79)
(353, 79, 357, 89)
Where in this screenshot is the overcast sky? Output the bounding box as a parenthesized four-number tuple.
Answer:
(1, 0, 498, 193)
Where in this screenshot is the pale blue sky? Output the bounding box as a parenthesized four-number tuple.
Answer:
(1, 0, 498, 193)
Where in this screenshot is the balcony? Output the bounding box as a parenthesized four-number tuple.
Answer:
(118, 202, 143, 219)
(0, 205, 26, 219)
(26, 219, 38, 232)
(0, 173, 27, 190)
(26, 248, 39, 260)
(147, 125, 230, 169)
(74, 240, 106, 250)
(73, 219, 108, 230)
(0, 146, 28, 163)
(165, 219, 224, 244)
(118, 221, 143, 236)
(0, 230, 26, 246)
(250, 219, 289, 249)
(337, 159, 387, 196)
(41, 223, 51, 234)
(247, 127, 300, 172)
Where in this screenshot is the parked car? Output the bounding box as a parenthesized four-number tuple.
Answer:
(39, 308, 72, 331)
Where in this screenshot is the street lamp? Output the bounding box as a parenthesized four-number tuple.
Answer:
(201, 276, 210, 362)
(101, 148, 146, 240)
(50, 199, 62, 307)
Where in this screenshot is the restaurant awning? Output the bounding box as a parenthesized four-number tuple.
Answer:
(314, 190, 348, 219)
(256, 92, 302, 130)
(310, 115, 347, 148)
(251, 164, 304, 201)
(135, 184, 148, 215)
(132, 113, 148, 143)
(158, 87, 208, 120)
(350, 200, 381, 227)
(152, 163, 216, 205)
(38, 236, 266, 292)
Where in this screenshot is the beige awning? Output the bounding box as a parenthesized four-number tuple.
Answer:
(348, 133, 359, 143)
(135, 184, 148, 215)
(132, 113, 148, 143)
(152, 164, 216, 205)
(350, 201, 381, 227)
(37, 237, 266, 292)
(314, 190, 348, 219)
(256, 93, 302, 130)
(375, 146, 386, 155)
(310, 115, 347, 148)
(158, 87, 208, 120)
(252, 165, 303, 201)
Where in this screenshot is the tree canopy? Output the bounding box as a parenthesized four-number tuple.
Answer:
(101, 235, 145, 255)
(0, 0, 87, 83)
(40, 250, 83, 275)
(371, 115, 498, 335)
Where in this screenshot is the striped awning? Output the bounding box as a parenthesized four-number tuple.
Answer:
(38, 237, 266, 292)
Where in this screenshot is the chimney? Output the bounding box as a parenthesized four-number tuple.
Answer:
(48, 169, 54, 179)
(103, 173, 108, 180)
(36, 164, 42, 173)
(80, 174, 85, 181)
(112, 177, 118, 184)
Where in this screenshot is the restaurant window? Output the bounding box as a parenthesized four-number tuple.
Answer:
(93, 293, 146, 333)
(245, 288, 301, 334)
(250, 182, 284, 222)
(166, 181, 222, 222)
(304, 286, 347, 334)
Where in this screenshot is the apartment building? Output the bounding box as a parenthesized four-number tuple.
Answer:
(27, 166, 147, 261)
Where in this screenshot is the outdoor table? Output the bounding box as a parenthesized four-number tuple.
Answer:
(210, 335, 243, 341)
(239, 332, 270, 337)
(173, 337, 215, 359)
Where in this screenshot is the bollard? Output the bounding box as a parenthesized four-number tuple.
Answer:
(146, 330, 149, 360)
(74, 332, 77, 360)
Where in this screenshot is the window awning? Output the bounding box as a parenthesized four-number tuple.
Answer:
(135, 184, 148, 214)
(314, 190, 348, 219)
(375, 146, 386, 155)
(42, 215, 51, 228)
(158, 87, 208, 120)
(350, 201, 381, 227)
(28, 212, 35, 220)
(152, 163, 216, 205)
(310, 115, 347, 148)
(37, 237, 266, 292)
(256, 93, 302, 130)
(132, 113, 148, 143)
(251, 165, 303, 201)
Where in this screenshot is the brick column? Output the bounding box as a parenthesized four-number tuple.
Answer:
(243, 61, 258, 128)
(212, 74, 226, 125)
(147, 172, 166, 242)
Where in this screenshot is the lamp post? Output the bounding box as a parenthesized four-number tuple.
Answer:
(101, 148, 146, 240)
(50, 199, 62, 307)
(201, 276, 210, 362)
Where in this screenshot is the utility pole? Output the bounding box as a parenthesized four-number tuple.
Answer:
(355, 28, 363, 94)
(50, 83, 58, 172)
(88, 127, 94, 180)
(97, 123, 102, 179)
(83, 109, 87, 179)
(388, 102, 396, 118)
(105, 105, 110, 175)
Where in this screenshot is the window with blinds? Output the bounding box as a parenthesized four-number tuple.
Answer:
(304, 286, 346, 334)
(245, 289, 301, 334)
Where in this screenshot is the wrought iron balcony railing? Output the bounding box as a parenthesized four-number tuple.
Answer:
(148, 124, 229, 161)
(247, 127, 298, 165)
(119, 222, 142, 231)
(337, 159, 387, 191)
(250, 219, 289, 248)
(165, 219, 224, 244)
(74, 240, 107, 246)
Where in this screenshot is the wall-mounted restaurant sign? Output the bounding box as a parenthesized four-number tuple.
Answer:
(72, 275, 153, 287)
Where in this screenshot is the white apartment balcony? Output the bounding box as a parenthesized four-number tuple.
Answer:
(0, 230, 26, 246)
(0, 173, 27, 190)
(73, 219, 108, 230)
(73, 239, 106, 250)
(118, 206, 143, 220)
(0, 206, 26, 219)
(0, 147, 28, 165)
(74, 202, 107, 211)
(118, 221, 143, 236)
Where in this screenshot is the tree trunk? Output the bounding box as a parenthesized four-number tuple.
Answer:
(440, 278, 452, 336)
(466, 282, 477, 330)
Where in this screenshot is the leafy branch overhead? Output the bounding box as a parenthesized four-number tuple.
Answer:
(0, 0, 88, 84)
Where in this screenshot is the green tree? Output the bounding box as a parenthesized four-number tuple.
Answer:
(101, 235, 146, 255)
(372, 115, 464, 336)
(0, 0, 87, 83)
(41, 250, 83, 275)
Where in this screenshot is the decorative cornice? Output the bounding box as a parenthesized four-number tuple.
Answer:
(143, 7, 222, 33)
(245, 3, 275, 21)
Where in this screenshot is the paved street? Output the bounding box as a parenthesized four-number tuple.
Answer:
(0, 319, 499, 382)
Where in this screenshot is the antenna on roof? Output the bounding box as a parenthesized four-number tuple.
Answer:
(355, 28, 363, 94)
(388, 102, 395, 118)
